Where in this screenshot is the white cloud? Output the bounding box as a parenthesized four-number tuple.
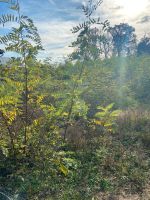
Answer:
(96, 0, 150, 36)
(36, 0, 150, 60)
(35, 20, 77, 60)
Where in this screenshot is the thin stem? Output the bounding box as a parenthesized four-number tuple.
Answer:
(17, 0, 28, 151)
(0, 191, 12, 200)
(63, 62, 85, 140)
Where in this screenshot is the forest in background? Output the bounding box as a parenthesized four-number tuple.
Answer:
(0, 0, 150, 199)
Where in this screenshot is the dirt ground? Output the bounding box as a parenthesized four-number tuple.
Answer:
(95, 185, 150, 200)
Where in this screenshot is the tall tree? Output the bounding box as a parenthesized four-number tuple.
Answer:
(96, 31, 112, 59)
(71, 0, 109, 61)
(137, 36, 150, 55)
(109, 23, 136, 57)
(0, 0, 42, 153)
(63, 0, 109, 139)
(71, 27, 101, 60)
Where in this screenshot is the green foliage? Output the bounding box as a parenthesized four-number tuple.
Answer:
(0, 54, 149, 200)
(71, 0, 109, 61)
(0, 1, 150, 200)
(94, 103, 121, 133)
(137, 36, 150, 55)
(109, 23, 137, 56)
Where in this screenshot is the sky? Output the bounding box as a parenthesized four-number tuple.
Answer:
(0, 0, 150, 61)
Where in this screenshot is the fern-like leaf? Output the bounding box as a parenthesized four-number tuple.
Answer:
(0, 14, 18, 26)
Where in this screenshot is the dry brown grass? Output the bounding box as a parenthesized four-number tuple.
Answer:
(117, 109, 150, 133)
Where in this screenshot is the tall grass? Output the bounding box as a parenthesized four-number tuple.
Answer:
(118, 109, 150, 132)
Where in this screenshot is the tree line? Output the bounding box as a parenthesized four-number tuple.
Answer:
(71, 22, 150, 60)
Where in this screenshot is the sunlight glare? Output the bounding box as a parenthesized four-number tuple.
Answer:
(119, 0, 148, 17)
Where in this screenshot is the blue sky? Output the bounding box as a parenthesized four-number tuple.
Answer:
(0, 0, 150, 61)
